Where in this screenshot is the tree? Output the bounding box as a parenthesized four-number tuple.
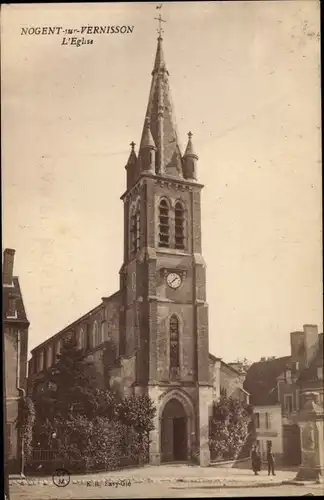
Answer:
(33, 336, 103, 422)
(209, 396, 253, 461)
(30, 337, 158, 471)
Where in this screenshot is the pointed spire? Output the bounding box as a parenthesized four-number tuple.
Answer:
(125, 141, 137, 168)
(152, 36, 168, 75)
(139, 31, 183, 179)
(183, 131, 198, 181)
(184, 131, 198, 159)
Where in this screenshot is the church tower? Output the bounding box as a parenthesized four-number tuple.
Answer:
(119, 23, 212, 466)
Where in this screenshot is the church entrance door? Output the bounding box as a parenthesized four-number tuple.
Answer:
(161, 398, 188, 463)
(173, 417, 187, 461)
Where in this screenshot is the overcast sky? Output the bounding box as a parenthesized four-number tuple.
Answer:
(2, 1, 322, 363)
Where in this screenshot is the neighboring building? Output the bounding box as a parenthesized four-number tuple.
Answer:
(3, 249, 30, 475)
(28, 31, 228, 467)
(244, 356, 289, 464)
(244, 324, 323, 466)
(253, 405, 283, 463)
(209, 354, 249, 403)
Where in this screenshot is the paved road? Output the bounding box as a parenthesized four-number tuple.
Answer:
(9, 482, 323, 499)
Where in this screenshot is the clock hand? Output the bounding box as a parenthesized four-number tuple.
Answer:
(171, 277, 179, 284)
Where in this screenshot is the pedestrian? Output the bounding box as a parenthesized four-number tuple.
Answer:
(251, 444, 261, 475)
(267, 442, 276, 476)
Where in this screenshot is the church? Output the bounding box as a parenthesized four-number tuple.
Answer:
(28, 28, 248, 467)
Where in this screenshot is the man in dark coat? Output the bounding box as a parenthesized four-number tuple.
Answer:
(267, 442, 276, 476)
(251, 445, 261, 475)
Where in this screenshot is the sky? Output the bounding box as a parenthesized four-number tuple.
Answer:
(1, 1, 322, 364)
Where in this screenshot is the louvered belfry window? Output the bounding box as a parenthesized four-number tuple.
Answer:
(158, 199, 170, 248)
(175, 202, 185, 249)
(170, 315, 180, 374)
(131, 204, 140, 257)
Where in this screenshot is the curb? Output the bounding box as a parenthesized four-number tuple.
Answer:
(9, 477, 289, 488)
(283, 480, 323, 487)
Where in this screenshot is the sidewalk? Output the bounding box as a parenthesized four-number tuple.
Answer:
(9, 464, 300, 488)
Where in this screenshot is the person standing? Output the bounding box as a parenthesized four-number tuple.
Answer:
(267, 442, 276, 476)
(251, 444, 261, 475)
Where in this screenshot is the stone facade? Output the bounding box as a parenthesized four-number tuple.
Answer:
(3, 249, 30, 476)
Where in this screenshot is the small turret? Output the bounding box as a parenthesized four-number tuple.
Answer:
(125, 141, 137, 190)
(139, 117, 156, 174)
(182, 131, 198, 181)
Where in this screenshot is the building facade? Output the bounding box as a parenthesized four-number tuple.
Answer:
(253, 405, 283, 463)
(244, 324, 323, 466)
(209, 354, 249, 403)
(28, 33, 220, 466)
(3, 249, 30, 475)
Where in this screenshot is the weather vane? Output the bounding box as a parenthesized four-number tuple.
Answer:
(154, 5, 166, 38)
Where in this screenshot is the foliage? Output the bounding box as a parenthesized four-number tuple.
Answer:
(56, 416, 125, 471)
(30, 338, 157, 472)
(209, 396, 253, 461)
(16, 396, 36, 461)
(116, 395, 156, 432)
(40, 336, 103, 419)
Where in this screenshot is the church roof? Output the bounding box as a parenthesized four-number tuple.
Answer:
(139, 36, 183, 178)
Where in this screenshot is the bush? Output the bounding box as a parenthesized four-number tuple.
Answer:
(57, 416, 125, 472)
(209, 396, 253, 461)
(30, 340, 157, 472)
(16, 396, 36, 461)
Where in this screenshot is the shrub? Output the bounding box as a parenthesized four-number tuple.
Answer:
(209, 396, 253, 461)
(16, 396, 36, 461)
(56, 416, 125, 471)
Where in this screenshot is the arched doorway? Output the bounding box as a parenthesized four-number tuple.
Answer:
(161, 398, 188, 463)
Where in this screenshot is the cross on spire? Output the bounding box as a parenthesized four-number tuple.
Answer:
(154, 13, 166, 38)
(130, 141, 136, 151)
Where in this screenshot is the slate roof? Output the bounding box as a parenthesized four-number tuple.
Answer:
(3, 276, 29, 324)
(243, 356, 291, 406)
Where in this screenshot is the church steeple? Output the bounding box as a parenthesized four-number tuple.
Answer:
(138, 29, 183, 179)
(124, 17, 200, 191)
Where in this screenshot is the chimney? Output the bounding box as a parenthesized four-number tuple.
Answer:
(290, 330, 305, 366)
(3, 248, 15, 286)
(303, 324, 319, 367)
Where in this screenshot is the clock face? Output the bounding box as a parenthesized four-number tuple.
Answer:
(167, 272, 182, 289)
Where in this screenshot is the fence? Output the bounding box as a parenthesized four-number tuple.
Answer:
(27, 448, 142, 475)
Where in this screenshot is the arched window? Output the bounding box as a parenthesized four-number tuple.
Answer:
(158, 199, 170, 248)
(54, 340, 62, 363)
(170, 315, 180, 377)
(46, 346, 53, 369)
(101, 322, 106, 343)
(39, 350, 44, 372)
(175, 201, 185, 250)
(77, 328, 85, 350)
(92, 321, 101, 347)
(130, 202, 140, 257)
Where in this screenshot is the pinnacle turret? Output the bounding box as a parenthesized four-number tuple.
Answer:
(183, 131, 198, 181)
